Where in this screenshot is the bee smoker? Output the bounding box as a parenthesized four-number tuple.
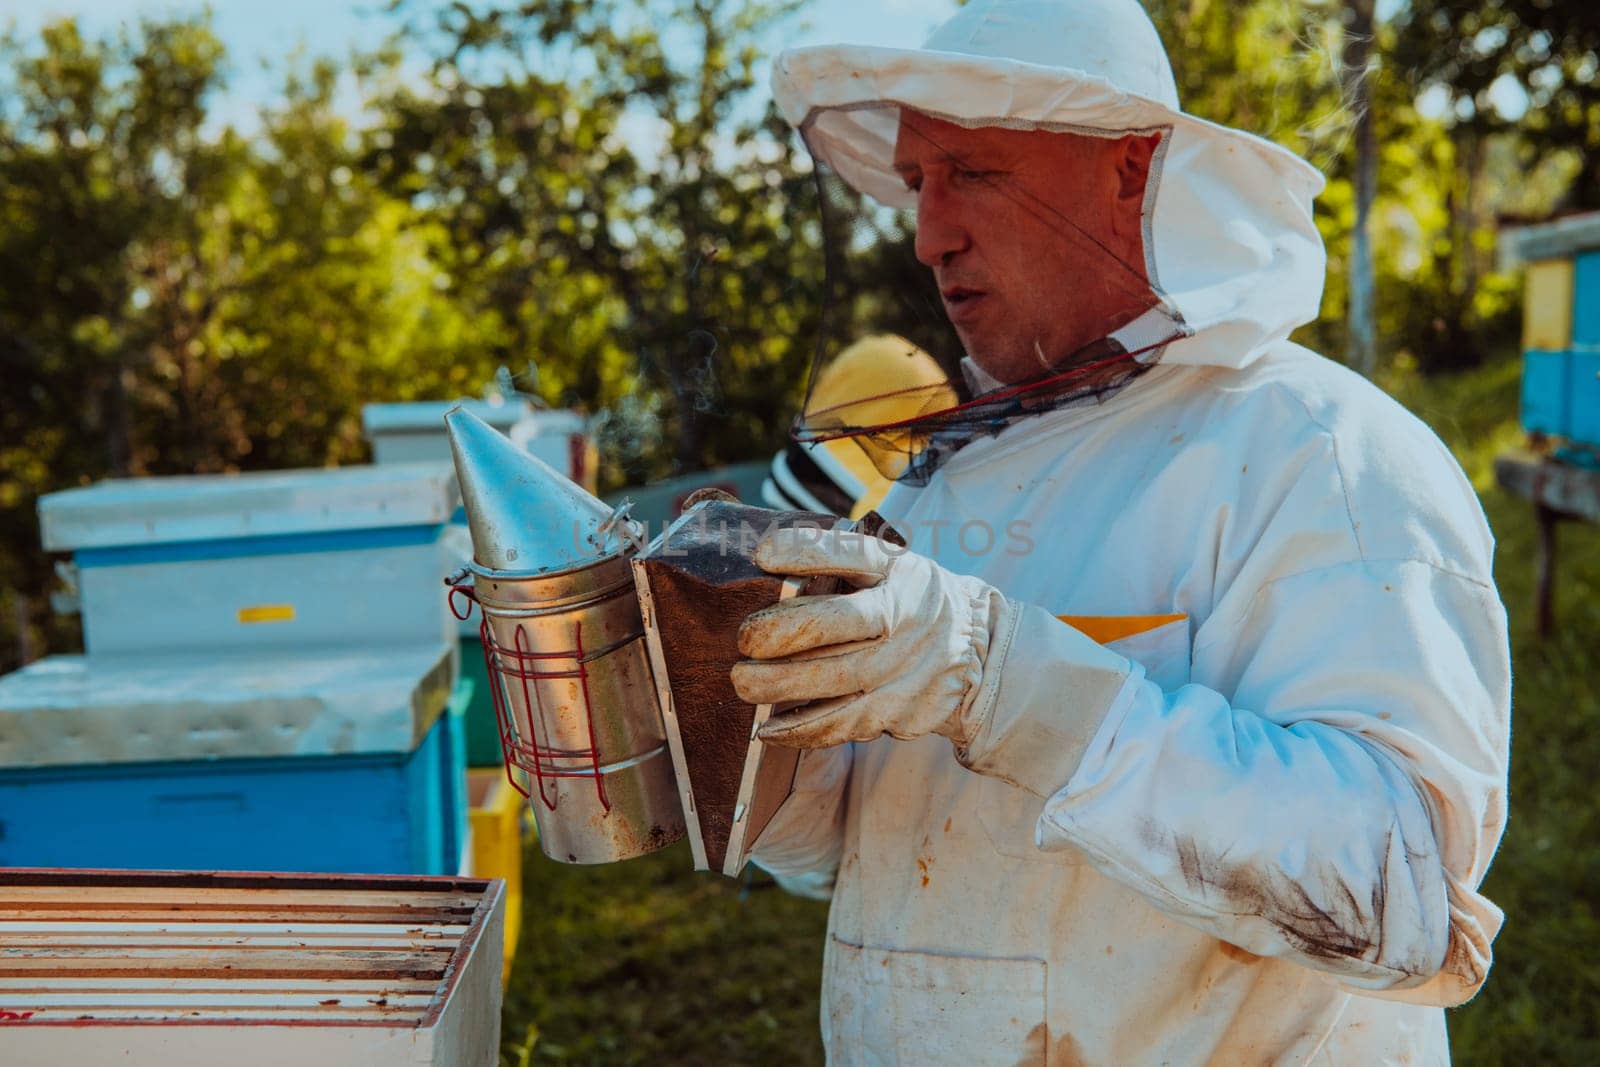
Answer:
(443, 407, 685, 864)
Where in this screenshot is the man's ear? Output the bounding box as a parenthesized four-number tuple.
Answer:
(1114, 131, 1163, 217)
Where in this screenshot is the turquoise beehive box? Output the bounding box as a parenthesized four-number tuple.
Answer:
(0, 465, 469, 875)
(1504, 212, 1600, 451)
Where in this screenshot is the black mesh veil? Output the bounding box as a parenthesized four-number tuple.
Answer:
(794, 106, 1192, 486)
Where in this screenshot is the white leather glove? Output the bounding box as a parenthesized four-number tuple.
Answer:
(730, 527, 1012, 749)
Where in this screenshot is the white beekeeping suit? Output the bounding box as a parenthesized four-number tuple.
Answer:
(746, 1, 1511, 1063)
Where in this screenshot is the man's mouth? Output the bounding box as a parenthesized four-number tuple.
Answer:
(942, 287, 986, 320)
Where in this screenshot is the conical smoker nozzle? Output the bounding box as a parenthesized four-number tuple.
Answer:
(444, 404, 617, 573)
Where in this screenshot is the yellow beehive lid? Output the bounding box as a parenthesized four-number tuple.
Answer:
(1524, 258, 1575, 352)
(467, 769, 525, 986)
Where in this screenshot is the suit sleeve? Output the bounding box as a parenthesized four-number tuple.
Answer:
(958, 559, 1509, 1005)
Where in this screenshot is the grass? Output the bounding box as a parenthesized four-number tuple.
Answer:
(1384, 356, 1600, 1065)
(498, 845, 829, 1064)
(498, 353, 1599, 1065)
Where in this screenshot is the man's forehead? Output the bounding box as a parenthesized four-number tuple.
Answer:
(892, 111, 1032, 169)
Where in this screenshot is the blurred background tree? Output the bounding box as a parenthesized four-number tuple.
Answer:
(371, 0, 818, 484)
(0, 15, 490, 664)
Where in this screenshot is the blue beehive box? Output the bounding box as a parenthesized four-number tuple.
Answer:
(1520, 350, 1571, 437)
(1576, 248, 1600, 348)
(1506, 215, 1600, 448)
(0, 465, 469, 874)
(1570, 349, 1600, 447)
(0, 648, 468, 874)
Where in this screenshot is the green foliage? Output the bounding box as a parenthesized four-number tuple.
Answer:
(1145, 0, 1556, 373)
(1381, 353, 1600, 1064)
(1, 16, 233, 663)
(0, 15, 511, 670)
(1381, 0, 1600, 365)
(0, 7, 1595, 1057)
(1392, 0, 1600, 209)
(0, 0, 829, 666)
(370, 0, 820, 485)
(6, 1, 1598, 670)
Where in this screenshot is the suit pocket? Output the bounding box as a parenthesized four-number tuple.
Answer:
(1099, 615, 1191, 692)
(823, 936, 1048, 1066)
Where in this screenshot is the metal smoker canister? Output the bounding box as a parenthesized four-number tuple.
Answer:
(444, 406, 685, 864)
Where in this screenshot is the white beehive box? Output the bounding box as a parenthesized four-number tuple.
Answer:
(0, 869, 505, 1066)
(38, 465, 460, 657)
(362, 400, 594, 492)
(0, 644, 454, 771)
(363, 401, 531, 467)
(363, 402, 594, 646)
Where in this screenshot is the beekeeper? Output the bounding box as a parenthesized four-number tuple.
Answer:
(734, 0, 1511, 1063)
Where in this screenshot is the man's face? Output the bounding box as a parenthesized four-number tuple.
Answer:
(892, 111, 1160, 384)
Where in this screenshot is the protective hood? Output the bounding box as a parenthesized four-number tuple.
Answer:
(773, 0, 1328, 373)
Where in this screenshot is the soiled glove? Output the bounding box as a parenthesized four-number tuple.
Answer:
(731, 527, 1014, 748)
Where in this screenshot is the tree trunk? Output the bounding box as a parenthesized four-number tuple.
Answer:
(9, 592, 34, 668)
(1575, 147, 1600, 212)
(105, 367, 133, 477)
(1343, 0, 1378, 377)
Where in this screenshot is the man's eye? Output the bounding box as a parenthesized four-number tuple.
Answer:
(958, 169, 997, 183)
(902, 175, 922, 192)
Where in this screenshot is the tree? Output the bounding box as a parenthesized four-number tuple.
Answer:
(1342, 0, 1378, 377)
(1392, 0, 1600, 211)
(0, 16, 495, 672)
(0, 17, 227, 481)
(371, 0, 816, 483)
(0, 16, 231, 668)
(1383, 0, 1598, 370)
(1142, 0, 1547, 373)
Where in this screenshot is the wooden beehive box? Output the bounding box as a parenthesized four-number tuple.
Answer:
(0, 869, 505, 1066)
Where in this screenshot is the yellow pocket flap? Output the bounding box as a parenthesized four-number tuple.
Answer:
(1057, 613, 1187, 645)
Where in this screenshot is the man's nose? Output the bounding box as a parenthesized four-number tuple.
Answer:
(913, 185, 970, 267)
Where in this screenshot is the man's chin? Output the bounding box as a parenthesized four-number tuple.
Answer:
(961, 333, 1047, 386)
(963, 352, 1034, 390)
(971, 329, 1136, 386)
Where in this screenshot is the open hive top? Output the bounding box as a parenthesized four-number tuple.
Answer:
(0, 869, 501, 1029)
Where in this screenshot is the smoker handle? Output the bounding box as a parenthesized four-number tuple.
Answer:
(850, 509, 909, 547)
(444, 567, 478, 620)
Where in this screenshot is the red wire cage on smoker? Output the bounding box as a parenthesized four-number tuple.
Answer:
(447, 553, 686, 865)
